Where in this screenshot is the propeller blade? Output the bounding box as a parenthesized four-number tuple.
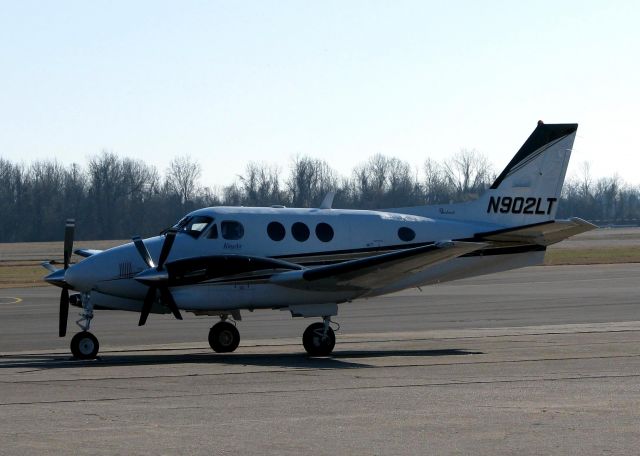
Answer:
(133, 236, 155, 268)
(138, 287, 157, 326)
(59, 287, 69, 337)
(157, 229, 177, 270)
(159, 287, 183, 320)
(63, 219, 75, 269)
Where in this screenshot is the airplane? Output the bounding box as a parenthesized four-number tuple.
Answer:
(43, 121, 596, 359)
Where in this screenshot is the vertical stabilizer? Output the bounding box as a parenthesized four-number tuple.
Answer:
(479, 121, 577, 226)
(390, 121, 579, 227)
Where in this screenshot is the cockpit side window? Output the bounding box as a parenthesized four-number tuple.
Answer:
(174, 215, 213, 238)
(221, 221, 245, 240)
(207, 223, 219, 239)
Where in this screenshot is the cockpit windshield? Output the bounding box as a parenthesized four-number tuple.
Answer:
(173, 215, 213, 238)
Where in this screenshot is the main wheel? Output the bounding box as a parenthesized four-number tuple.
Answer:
(208, 321, 240, 353)
(70, 331, 100, 360)
(302, 322, 336, 356)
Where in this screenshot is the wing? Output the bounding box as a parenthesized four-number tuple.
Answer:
(474, 217, 597, 246)
(75, 249, 103, 258)
(271, 241, 486, 292)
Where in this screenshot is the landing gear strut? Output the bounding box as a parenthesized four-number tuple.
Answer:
(70, 292, 100, 360)
(208, 319, 240, 353)
(302, 316, 336, 356)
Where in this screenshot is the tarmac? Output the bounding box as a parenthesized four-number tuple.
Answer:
(1, 263, 639, 455)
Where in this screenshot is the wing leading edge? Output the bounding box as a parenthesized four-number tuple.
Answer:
(75, 249, 103, 258)
(271, 240, 486, 293)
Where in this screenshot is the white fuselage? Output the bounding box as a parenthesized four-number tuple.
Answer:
(65, 206, 542, 313)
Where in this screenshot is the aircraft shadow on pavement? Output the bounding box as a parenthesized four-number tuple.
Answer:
(0, 348, 482, 371)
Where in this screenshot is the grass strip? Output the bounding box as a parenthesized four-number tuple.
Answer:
(0, 264, 48, 289)
(545, 246, 640, 265)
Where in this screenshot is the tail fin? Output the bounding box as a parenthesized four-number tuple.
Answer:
(392, 121, 578, 227)
(480, 121, 578, 225)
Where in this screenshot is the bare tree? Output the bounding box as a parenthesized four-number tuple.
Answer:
(578, 161, 593, 199)
(121, 159, 158, 200)
(238, 162, 283, 206)
(222, 182, 243, 206)
(166, 156, 202, 204)
(287, 156, 338, 207)
(26, 160, 66, 240)
(443, 149, 493, 201)
(423, 158, 452, 204)
(0, 159, 25, 241)
(196, 186, 223, 207)
(349, 154, 420, 208)
(351, 154, 389, 208)
(384, 157, 420, 207)
(594, 175, 621, 221)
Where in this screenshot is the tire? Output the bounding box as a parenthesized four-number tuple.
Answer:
(208, 322, 240, 353)
(302, 322, 335, 356)
(70, 331, 100, 360)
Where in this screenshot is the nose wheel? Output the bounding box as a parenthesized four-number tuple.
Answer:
(70, 331, 99, 360)
(208, 321, 241, 353)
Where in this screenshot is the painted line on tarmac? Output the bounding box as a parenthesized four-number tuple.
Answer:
(0, 297, 22, 304)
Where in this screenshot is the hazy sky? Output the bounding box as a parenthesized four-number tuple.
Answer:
(1, 1, 639, 189)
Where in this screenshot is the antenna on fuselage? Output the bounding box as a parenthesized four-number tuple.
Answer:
(319, 191, 336, 210)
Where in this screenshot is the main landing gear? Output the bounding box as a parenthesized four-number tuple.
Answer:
(205, 314, 338, 356)
(302, 316, 336, 357)
(208, 319, 241, 353)
(70, 292, 100, 360)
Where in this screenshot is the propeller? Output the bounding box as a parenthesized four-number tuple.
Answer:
(132, 229, 183, 326)
(59, 219, 75, 337)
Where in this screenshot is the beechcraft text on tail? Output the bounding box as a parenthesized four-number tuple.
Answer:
(42, 121, 596, 359)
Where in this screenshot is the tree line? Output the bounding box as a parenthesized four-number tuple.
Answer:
(0, 151, 638, 242)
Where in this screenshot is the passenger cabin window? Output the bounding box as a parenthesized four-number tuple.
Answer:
(291, 222, 310, 242)
(398, 227, 416, 242)
(267, 221, 285, 241)
(221, 221, 245, 240)
(174, 215, 213, 238)
(315, 222, 334, 242)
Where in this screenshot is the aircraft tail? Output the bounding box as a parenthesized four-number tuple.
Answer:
(392, 121, 579, 228)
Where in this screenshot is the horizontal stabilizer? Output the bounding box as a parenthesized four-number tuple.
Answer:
(474, 217, 597, 246)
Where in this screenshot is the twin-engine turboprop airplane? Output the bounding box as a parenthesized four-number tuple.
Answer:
(44, 121, 596, 359)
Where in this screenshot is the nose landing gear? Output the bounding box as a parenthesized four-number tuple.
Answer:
(70, 292, 100, 360)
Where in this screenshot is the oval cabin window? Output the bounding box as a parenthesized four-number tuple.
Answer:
(267, 221, 286, 241)
(221, 221, 245, 240)
(315, 222, 334, 242)
(398, 227, 415, 242)
(291, 222, 310, 242)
